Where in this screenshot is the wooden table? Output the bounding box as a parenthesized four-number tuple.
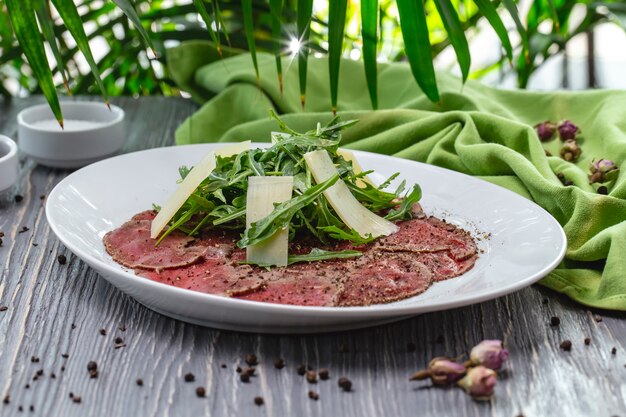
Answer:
(1, 96, 624, 417)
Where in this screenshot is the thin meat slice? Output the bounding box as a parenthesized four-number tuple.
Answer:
(336, 253, 432, 307)
(378, 217, 476, 261)
(234, 262, 347, 306)
(104, 219, 205, 272)
(137, 261, 266, 295)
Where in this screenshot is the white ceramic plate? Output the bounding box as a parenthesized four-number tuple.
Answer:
(46, 144, 566, 333)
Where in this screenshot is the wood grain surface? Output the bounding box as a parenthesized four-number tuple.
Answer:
(0, 96, 625, 417)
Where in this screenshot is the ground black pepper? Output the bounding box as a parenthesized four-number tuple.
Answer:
(594, 315, 603, 323)
(550, 316, 561, 326)
(18, 406, 23, 412)
(274, 358, 285, 369)
(72, 396, 82, 404)
(30, 356, 39, 363)
(245, 354, 258, 366)
(254, 396, 264, 406)
(243, 367, 255, 377)
(0, 306, 7, 312)
(14, 195, 23, 203)
(297, 364, 306, 375)
(184, 373, 195, 382)
(235, 366, 242, 373)
(560, 340, 572, 351)
(114, 337, 124, 344)
(338, 377, 352, 392)
(29, 405, 34, 412)
(220, 364, 227, 369)
(597, 186, 608, 195)
(99, 329, 106, 336)
(3, 395, 9, 404)
(57, 255, 67, 265)
(318, 368, 329, 380)
(240, 373, 250, 383)
(584, 338, 591, 345)
(612, 347, 617, 355)
(136, 379, 143, 386)
(306, 371, 317, 383)
(308, 390, 319, 400)
(61, 353, 69, 358)
(195, 387, 206, 398)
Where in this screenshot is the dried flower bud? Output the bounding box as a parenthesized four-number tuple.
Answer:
(535, 121, 557, 141)
(409, 357, 466, 386)
(588, 159, 619, 184)
(558, 120, 580, 140)
(458, 366, 497, 400)
(560, 139, 582, 162)
(468, 340, 509, 370)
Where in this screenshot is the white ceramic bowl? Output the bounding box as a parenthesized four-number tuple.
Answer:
(0, 135, 18, 192)
(46, 144, 567, 333)
(17, 101, 125, 168)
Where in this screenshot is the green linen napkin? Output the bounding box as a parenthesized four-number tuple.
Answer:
(167, 41, 626, 311)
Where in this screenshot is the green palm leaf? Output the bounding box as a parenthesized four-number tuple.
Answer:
(6, 0, 63, 125)
(51, 0, 109, 106)
(34, 0, 70, 93)
(241, 0, 259, 80)
(213, 0, 231, 47)
(111, 0, 156, 54)
(434, 0, 471, 83)
(473, 0, 513, 61)
(193, 0, 223, 56)
(502, 0, 529, 63)
(297, 0, 313, 109)
(328, 0, 348, 114)
(396, 0, 439, 102)
(270, 0, 283, 95)
(361, 0, 379, 109)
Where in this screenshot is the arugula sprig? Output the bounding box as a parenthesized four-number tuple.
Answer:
(159, 110, 422, 253)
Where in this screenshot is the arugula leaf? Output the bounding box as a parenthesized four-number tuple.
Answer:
(238, 173, 340, 248)
(317, 226, 376, 245)
(385, 185, 422, 221)
(241, 248, 363, 267)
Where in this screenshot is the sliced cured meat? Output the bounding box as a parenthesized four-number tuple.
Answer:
(103, 219, 205, 271)
(131, 210, 157, 221)
(413, 252, 478, 282)
(105, 207, 479, 307)
(235, 261, 346, 306)
(336, 253, 432, 306)
(377, 217, 476, 261)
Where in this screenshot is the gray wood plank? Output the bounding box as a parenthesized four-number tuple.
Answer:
(1, 96, 625, 417)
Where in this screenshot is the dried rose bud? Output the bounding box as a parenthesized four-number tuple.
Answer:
(588, 159, 619, 184)
(535, 121, 557, 141)
(560, 139, 582, 162)
(458, 366, 497, 400)
(409, 357, 466, 386)
(468, 340, 509, 370)
(558, 120, 580, 140)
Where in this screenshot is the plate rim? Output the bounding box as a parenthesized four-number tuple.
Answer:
(46, 143, 567, 318)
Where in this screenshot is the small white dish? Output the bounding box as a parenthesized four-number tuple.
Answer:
(46, 144, 567, 334)
(17, 101, 125, 168)
(0, 135, 18, 192)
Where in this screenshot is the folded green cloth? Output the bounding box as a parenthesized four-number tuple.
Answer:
(167, 41, 626, 310)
